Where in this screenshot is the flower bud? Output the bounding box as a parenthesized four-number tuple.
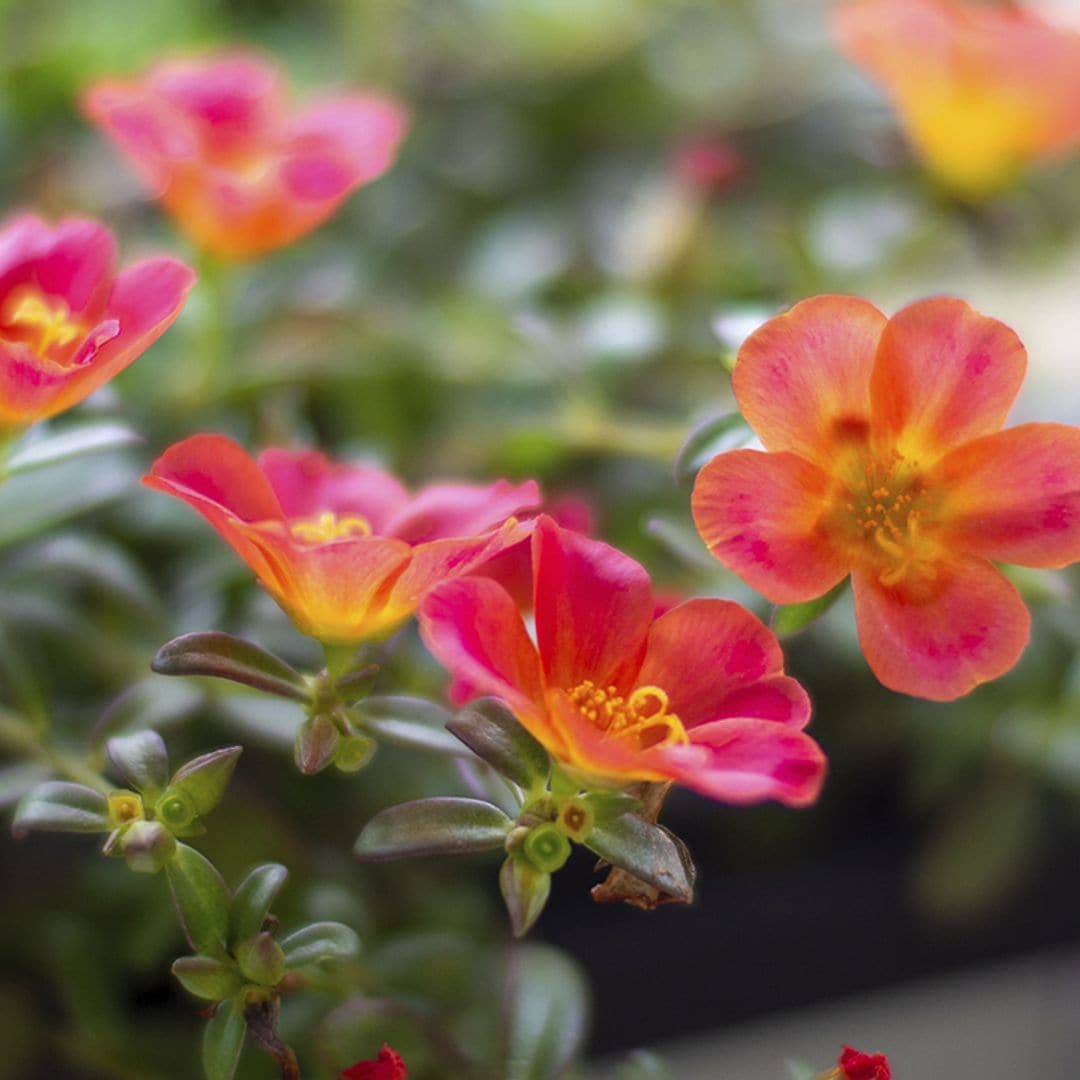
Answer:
(556, 798, 594, 842)
(156, 791, 197, 831)
(120, 820, 177, 873)
(523, 823, 571, 873)
(334, 733, 377, 773)
(107, 790, 144, 828)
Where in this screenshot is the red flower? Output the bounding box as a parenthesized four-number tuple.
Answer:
(421, 516, 826, 806)
(341, 1044, 407, 1080)
(145, 434, 539, 644)
(0, 213, 194, 434)
(692, 295, 1080, 700)
(83, 50, 408, 259)
(674, 137, 745, 195)
(834, 0, 1080, 197)
(837, 1044, 891, 1080)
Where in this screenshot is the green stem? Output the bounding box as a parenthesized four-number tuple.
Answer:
(185, 249, 234, 408)
(0, 707, 111, 794)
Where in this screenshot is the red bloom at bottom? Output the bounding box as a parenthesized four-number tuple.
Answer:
(341, 1044, 407, 1080)
(837, 1044, 891, 1080)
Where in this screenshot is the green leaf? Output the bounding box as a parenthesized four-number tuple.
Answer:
(672, 411, 753, 486)
(500, 856, 551, 938)
(617, 1050, 673, 1080)
(228, 863, 289, 949)
(203, 998, 246, 1080)
(166, 843, 231, 956)
(106, 730, 170, 796)
(0, 761, 52, 809)
(505, 944, 589, 1080)
(216, 695, 297, 750)
(12, 781, 110, 838)
(772, 579, 849, 637)
(354, 797, 512, 862)
(5, 422, 141, 475)
(294, 713, 340, 775)
(585, 815, 695, 903)
(448, 698, 550, 790)
(95, 676, 204, 746)
(172, 956, 243, 1002)
(235, 932, 286, 986)
(580, 790, 642, 824)
(356, 695, 462, 756)
(166, 745, 242, 816)
(152, 632, 311, 703)
(279, 921, 360, 969)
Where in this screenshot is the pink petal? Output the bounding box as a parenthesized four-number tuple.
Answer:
(851, 556, 1031, 700)
(733, 294, 887, 466)
(27, 218, 117, 316)
(930, 422, 1080, 569)
(637, 599, 808, 730)
(654, 718, 827, 807)
(384, 478, 541, 543)
(870, 297, 1027, 456)
(692, 448, 850, 603)
(532, 517, 653, 693)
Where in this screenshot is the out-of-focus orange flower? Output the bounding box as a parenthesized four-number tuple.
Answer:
(341, 1044, 407, 1080)
(145, 434, 539, 644)
(0, 213, 194, 436)
(834, 0, 1080, 198)
(83, 50, 408, 259)
(693, 294, 1080, 701)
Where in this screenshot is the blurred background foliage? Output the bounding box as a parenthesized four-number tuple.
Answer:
(2, 0, 1080, 1077)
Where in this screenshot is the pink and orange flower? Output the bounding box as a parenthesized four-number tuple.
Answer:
(834, 0, 1080, 197)
(145, 434, 540, 644)
(0, 213, 194, 435)
(83, 50, 408, 259)
(692, 294, 1080, 701)
(341, 1045, 407, 1080)
(421, 516, 826, 806)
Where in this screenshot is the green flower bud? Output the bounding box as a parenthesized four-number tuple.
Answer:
(523, 822, 571, 873)
(107, 790, 144, 829)
(157, 791, 197, 831)
(333, 733, 377, 773)
(235, 931, 287, 987)
(556, 798, 594, 842)
(120, 820, 177, 874)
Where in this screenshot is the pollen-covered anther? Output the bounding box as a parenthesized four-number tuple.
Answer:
(1, 287, 83, 356)
(289, 511, 372, 543)
(567, 679, 689, 748)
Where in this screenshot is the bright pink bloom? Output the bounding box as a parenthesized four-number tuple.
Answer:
(83, 51, 408, 259)
(674, 137, 745, 195)
(341, 1044, 407, 1080)
(0, 213, 194, 434)
(836, 1044, 891, 1080)
(692, 294, 1080, 700)
(145, 434, 539, 644)
(421, 516, 826, 806)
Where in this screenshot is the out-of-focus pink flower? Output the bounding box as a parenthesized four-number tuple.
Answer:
(145, 434, 540, 644)
(422, 516, 826, 806)
(0, 213, 194, 434)
(341, 1044, 407, 1080)
(674, 136, 746, 196)
(834, 1044, 891, 1080)
(83, 50, 408, 259)
(835, 0, 1080, 197)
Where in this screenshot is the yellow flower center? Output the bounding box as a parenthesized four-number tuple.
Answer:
(288, 511, 372, 543)
(567, 679, 689, 750)
(1, 287, 84, 359)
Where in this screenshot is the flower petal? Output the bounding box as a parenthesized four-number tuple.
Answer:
(28, 217, 117, 316)
(851, 556, 1030, 700)
(930, 422, 1080, 568)
(692, 449, 850, 603)
(637, 599, 809, 730)
(870, 297, 1026, 458)
(384, 478, 541, 543)
(733, 294, 886, 466)
(653, 718, 827, 807)
(532, 517, 653, 693)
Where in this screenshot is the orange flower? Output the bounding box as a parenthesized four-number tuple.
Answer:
(83, 51, 408, 259)
(692, 295, 1080, 700)
(834, 0, 1080, 197)
(145, 434, 539, 644)
(0, 213, 194, 435)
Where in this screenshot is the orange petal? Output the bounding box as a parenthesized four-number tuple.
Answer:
(930, 422, 1080, 569)
(692, 449, 849, 604)
(870, 297, 1026, 458)
(851, 556, 1030, 700)
(733, 294, 886, 466)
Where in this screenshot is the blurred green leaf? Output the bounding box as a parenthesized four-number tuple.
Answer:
(449, 697, 549, 791)
(672, 411, 752, 486)
(166, 843, 231, 957)
(228, 863, 289, 950)
(107, 730, 170, 797)
(172, 955, 243, 1002)
(279, 921, 360, 969)
(354, 797, 512, 862)
(12, 781, 110, 837)
(585, 814, 695, 903)
(500, 855, 551, 939)
(4, 422, 141, 475)
(773, 580, 849, 637)
(618, 1050, 673, 1080)
(203, 998, 246, 1080)
(357, 695, 463, 756)
(0, 761, 52, 809)
(235, 931, 286, 986)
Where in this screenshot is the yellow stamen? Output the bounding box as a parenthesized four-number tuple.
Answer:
(2, 288, 82, 355)
(289, 511, 372, 543)
(566, 679, 689, 750)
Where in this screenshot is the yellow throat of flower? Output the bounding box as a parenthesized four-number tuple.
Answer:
(1, 287, 84, 359)
(567, 679, 689, 750)
(289, 511, 373, 543)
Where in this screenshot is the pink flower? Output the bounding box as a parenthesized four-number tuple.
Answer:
(341, 1044, 407, 1080)
(0, 213, 194, 434)
(835, 1044, 891, 1080)
(421, 516, 826, 806)
(83, 50, 408, 259)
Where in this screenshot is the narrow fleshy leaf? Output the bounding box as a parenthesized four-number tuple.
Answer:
(354, 797, 512, 862)
(579, 790, 641, 825)
(12, 781, 110, 838)
(449, 698, 550, 791)
(500, 856, 551, 938)
(166, 842, 231, 956)
(106, 729, 170, 796)
(294, 713, 340, 775)
(203, 998, 246, 1080)
(585, 815, 694, 903)
(167, 745, 242, 815)
(172, 955, 244, 1002)
(5, 422, 141, 474)
(357, 695, 462, 756)
(504, 944, 589, 1080)
(772, 579, 849, 638)
(0, 761, 51, 809)
(228, 863, 289, 949)
(673, 411, 753, 486)
(279, 921, 360, 969)
(152, 632, 311, 702)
